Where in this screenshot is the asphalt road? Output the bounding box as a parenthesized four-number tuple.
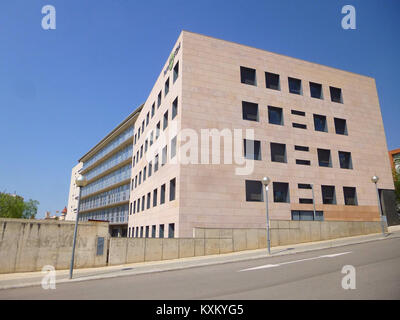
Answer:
(1, 237, 399, 299)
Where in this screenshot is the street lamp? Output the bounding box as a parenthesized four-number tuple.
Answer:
(371, 175, 386, 236)
(69, 174, 87, 279)
(262, 176, 271, 254)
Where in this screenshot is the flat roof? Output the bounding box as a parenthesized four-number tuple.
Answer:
(79, 104, 143, 163)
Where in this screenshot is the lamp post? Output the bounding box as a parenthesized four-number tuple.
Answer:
(69, 174, 87, 279)
(371, 175, 386, 236)
(262, 176, 271, 254)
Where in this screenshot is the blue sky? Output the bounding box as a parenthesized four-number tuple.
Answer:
(0, 0, 399, 218)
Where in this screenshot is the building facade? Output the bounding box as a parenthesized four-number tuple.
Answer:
(68, 31, 395, 238)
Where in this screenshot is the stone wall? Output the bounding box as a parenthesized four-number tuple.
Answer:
(0, 218, 109, 274)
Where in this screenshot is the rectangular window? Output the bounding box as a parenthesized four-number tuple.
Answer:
(242, 101, 259, 122)
(273, 182, 290, 203)
(171, 136, 177, 159)
(168, 223, 175, 238)
(245, 180, 263, 202)
(151, 103, 155, 118)
(143, 167, 147, 181)
(162, 146, 167, 166)
(294, 145, 309, 152)
(265, 72, 280, 90)
(136, 227, 138, 238)
(292, 210, 323, 221)
(298, 183, 312, 189)
(157, 91, 162, 108)
(172, 97, 178, 119)
(138, 171, 142, 185)
(343, 187, 358, 205)
(145, 139, 148, 152)
(129, 203, 132, 215)
(334, 118, 348, 135)
(292, 123, 307, 129)
(156, 122, 160, 139)
(152, 225, 156, 238)
(140, 226, 143, 238)
(299, 198, 313, 204)
(141, 120, 144, 133)
(150, 131, 154, 146)
(141, 195, 145, 211)
(296, 159, 311, 166)
(291, 110, 305, 116)
(322, 185, 336, 204)
(244, 139, 261, 160)
(137, 198, 140, 213)
(153, 189, 158, 207)
(160, 184, 166, 204)
(146, 112, 149, 126)
(163, 111, 168, 130)
(170, 178, 176, 201)
(134, 175, 137, 188)
(159, 224, 164, 238)
(310, 82, 323, 99)
(165, 77, 169, 96)
(270, 143, 287, 163)
(140, 145, 143, 159)
(134, 133, 137, 145)
(330, 86, 343, 103)
(317, 148, 332, 167)
(240, 66, 257, 86)
(148, 161, 152, 177)
(133, 200, 136, 214)
(288, 77, 302, 95)
(154, 154, 159, 172)
(268, 106, 283, 125)
(173, 61, 179, 83)
(147, 192, 151, 209)
(339, 151, 353, 169)
(313, 114, 328, 132)
(145, 226, 149, 238)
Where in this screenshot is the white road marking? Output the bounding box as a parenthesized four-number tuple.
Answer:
(239, 251, 352, 272)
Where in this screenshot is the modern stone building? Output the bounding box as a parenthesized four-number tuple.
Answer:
(68, 30, 395, 238)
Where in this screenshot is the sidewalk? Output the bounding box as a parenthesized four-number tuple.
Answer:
(1, 229, 399, 290)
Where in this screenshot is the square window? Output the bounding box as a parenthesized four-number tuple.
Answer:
(343, 187, 358, 205)
(240, 66, 257, 86)
(310, 82, 323, 99)
(165, 77, 169, 96)
(173, 61, 179, 83)
(273, 182, 290, 203)
(171, 136, 177, 158)
(242, 101, 259, 122)
(160, 184, 166, 204)
(313, 114, 328, 132)
(339, 151, 353, 169)
(288, 77, 302, 95)
(317, 148, 332, 167)
(321, 185, 336, 204)
(268, 106, 283, 125)
(330, 86, 343, 103)
(244, 139, 261, 160)
(334, 118, 348, 135)
(163, 111, 168, 130)
(170, 178, 176, 201)
(265, 72, 280, 90)
(245, 180, 263, 202)
(270, 143, 287, 163)
(172, 97, 178, 119)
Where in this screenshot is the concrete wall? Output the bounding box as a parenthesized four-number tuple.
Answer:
(0, 218, 109, 274)
(108, 220, 384, 265)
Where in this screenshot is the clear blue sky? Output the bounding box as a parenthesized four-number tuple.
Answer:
(0, 0, 399, 218)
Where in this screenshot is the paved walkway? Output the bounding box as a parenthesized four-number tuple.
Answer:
(1, 229, 399, 290)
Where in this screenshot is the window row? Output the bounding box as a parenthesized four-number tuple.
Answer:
(242, 101, 348, 135)
(244, 140, 353, 169)
(83, 126, 134, 170)
(240, 66, 343, 103)
(128, 223, 175, 238)
(78, 204, 129, 223)
(134, 62, 179, 145)
(130, 178, 176, 215)
(84, 144, 133, 181)
(245, 180, 358, 205)
(79, 183, 130, 212)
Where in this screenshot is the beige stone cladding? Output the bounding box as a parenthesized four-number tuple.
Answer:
(177, 31, 394, 237)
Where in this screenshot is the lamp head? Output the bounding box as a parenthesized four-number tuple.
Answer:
(262, 176, 271, 186)
(75, 175, 87, 187)
(371, 175, 379, 184)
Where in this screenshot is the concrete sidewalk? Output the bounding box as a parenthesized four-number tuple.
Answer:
(1, 229, 399, 290)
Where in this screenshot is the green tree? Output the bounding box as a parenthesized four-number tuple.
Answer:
(393, 169, 400, 211)
(0, 193, 39, 219)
